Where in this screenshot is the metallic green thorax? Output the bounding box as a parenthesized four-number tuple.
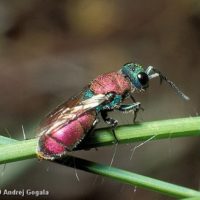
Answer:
(96, 94, 122, 112)
(83, 89, 94, 99)
(83, 63, 146, 113)
(120, 63, 145, 89)
(83, 89, 122, 112)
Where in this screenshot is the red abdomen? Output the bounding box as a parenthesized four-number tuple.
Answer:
(37, 111, 96, 159)
(90, 72, 131, 95)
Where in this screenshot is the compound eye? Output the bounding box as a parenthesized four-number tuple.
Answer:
(137, 72, 149, 88)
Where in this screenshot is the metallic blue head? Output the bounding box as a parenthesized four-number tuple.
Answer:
(121, 63, 149, 90)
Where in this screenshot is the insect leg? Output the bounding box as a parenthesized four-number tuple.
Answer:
(118, 102, 142, 122)
(118, 102, 141, 112)
(130, 94, 136, 103)
(101, 110, 118, 142)
(126, 94, 144, 123)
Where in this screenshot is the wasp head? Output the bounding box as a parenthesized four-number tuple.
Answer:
(121, 63, 149, 90)
(121, 62, 189, 100)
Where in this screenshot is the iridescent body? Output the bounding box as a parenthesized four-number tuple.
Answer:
(37, 63, 189, 159)
(38, 111, 96, 157)
(84, 72, 131, 111)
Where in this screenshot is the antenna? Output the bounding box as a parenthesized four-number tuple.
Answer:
(146, 66, 190, 101)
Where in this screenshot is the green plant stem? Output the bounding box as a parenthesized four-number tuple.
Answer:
(1, 117, 200, 198)
(81, 116, 200, 149)
(0, 117, 200, 164)
(1, 137, 200, 198)
(55, 156, 200, 199)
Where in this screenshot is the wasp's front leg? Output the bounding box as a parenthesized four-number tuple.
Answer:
(118, 101, 142, 122)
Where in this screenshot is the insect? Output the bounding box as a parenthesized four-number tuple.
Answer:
(36, 63, 189, 160)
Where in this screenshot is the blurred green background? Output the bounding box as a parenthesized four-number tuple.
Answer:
(0, 0, 200, 199)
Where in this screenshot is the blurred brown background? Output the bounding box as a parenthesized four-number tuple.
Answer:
(0, 0, 200, 199)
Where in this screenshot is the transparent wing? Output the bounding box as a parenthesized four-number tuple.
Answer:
(37, 90, 109, 136)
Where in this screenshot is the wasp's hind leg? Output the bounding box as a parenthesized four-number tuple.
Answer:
(101, 110, 118, 143)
